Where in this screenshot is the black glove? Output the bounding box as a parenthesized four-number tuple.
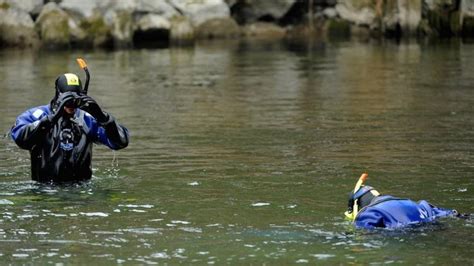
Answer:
(78, 95, 109, 124)
(49, 92, 77, 124)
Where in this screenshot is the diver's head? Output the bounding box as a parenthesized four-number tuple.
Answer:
(344, 173, 381, 221)
(52, 73, 84, 114)
(347, 185, 380, 213)
(55, 73, 83, 96)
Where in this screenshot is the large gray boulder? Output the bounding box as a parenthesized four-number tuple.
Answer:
(98, 0, 136, 12)
(98, 0, 178, 17)
(73, 15, 111, 48)
(382, 0, 421, 35)
(60, 0, 99, 19)
(0, 7, 39, 47)
(104, 9, 133, 48)
(168, 0, 230, 27)
(247, 0, 294, 20)
(461, 0, 474, 37)
(0, 0, 43, 15)
(335, 0, 422, 36)
(135, 0, 179, 17)
(227, 0, 295, 24)
(335, 0, 377, 27)
(56, 0, 112, 47)
(170, 15, 195, 45)
(195, 17, 239, 39)
(422, 0, 461, 37)
(462, 0, 474, 16)
(242, 22, 286, 39)
(135, 14, 171, 32)
(36, 2, 71, 48)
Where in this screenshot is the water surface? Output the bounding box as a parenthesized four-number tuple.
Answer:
(0, 40, 473, 264)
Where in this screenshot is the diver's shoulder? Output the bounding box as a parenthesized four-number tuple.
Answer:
(22, 105, 51, 118)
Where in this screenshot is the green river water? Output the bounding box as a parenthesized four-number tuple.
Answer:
(0, 40, 473, 264)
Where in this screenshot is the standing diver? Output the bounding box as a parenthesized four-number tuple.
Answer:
(344, 173, 464, 229)
(10, 59, 129, 183)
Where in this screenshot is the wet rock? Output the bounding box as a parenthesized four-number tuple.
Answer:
(136, 14, 171, 32)
(76, 15, 111, 48)
(168, 0, 230, 27)
(335, 0, 377, 27)
(135, 0, 179, 18)
(0, 7, 39, 47)
(170, 16, 195, 45)
(423, 0, 461, 37)
(0, 0, 43, 15)
(195, 17, 239, 39)
(242, 22, 286, 39)
(323, 8, 338, 19)
(57, 1, 111, 47)
(60, 0, 98, 19)
(35, 2, 71, 49)
(461, 0, 474, 37)
(98, 0, 136, 13)
(326, 18, 351, 39)
(335, 0, 422, 37)
(382, 0, 421, 37)
(104, 9, 133, 48)
(133, 14, 171, 47)
(229, 0, 295, 24)
(98, 0, 179, 17)
(224, 0, 237, 6)
(68, 17, 86, 44)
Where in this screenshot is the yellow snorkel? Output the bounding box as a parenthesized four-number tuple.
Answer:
(344, 172, 368, 221)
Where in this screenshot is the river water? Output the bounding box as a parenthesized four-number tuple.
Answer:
(0, 39, 473, 264)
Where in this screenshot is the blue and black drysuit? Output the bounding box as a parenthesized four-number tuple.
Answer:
(354, 195, 457, 229)
(11, 104, 129, 183)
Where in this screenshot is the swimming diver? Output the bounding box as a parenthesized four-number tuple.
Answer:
(344, 173, 466, 229)
(10, 61, 129, 183)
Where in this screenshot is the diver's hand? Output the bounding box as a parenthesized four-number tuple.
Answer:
(78, 95, 109, 123)
(49, 92, 76, 123)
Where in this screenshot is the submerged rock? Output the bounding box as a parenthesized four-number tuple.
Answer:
(36, 2, 70, 49)
(0, 7, 39, 47)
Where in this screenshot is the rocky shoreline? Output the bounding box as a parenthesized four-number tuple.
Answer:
(1, 0, 473, 49)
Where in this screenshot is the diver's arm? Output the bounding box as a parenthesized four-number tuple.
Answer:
(96, 113, 129, 150)
(79, 95, 129, 150)
(11, 109, 52, 150)
(11, 94, 76, 150)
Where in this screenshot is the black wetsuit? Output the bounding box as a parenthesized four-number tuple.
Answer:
(11, 104, 129, 183)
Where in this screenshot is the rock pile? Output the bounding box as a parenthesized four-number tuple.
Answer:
(0, 0, 473, 49)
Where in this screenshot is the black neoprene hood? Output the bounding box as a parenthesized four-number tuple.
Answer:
(55, 73, 83, 94)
